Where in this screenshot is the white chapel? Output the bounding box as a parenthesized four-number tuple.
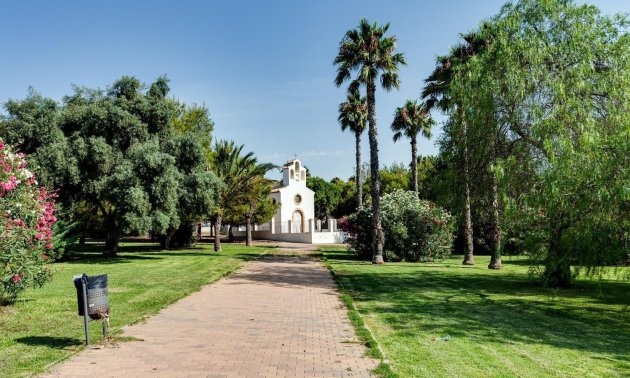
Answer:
(227, 158, 345, 244)
(270, 159, 315, 233)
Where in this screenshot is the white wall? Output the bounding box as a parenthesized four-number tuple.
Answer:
(231, 228, 346, 244)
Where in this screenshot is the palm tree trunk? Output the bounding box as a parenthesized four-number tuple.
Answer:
(355, 129, 363, 209)
(461, 111, 475, 266)
(245, 216, 252, 247)
(367, 81, 384, 264)
(214, 215, 222, 252)
(411, 136, 418, 196)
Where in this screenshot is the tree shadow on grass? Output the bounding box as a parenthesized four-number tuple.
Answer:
(63, 253, 163, 265)
(15, 336, 81, 349)
(328, 252, 630, 369)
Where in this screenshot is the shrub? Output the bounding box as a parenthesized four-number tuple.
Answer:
(0, 141, 57, 304)
(341, 190, 454, 262)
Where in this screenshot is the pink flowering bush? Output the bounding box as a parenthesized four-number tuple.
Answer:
(0, 140, 57, 304)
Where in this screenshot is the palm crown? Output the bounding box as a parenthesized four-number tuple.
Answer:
(338, 90, 367, 134)
(391, 100, 434, 142)
(334, 18, 406, 91)
(213, 140, 276, 200)
(422, 32, 488, 112)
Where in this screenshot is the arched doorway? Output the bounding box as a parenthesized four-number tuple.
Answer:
(292, 210, 304, 233)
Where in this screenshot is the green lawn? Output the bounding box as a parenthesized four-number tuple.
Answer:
(321, 248, 630, 378)
(0, 242, 268, 378)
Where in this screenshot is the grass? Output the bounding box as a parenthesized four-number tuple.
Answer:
(0, 241, 269, 377)
(320, 247, 630, 378)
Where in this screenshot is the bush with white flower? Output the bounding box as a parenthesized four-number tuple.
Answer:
(0, 140, 57, 304)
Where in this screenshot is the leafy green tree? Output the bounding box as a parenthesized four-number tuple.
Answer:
(307, 176, 341, 221)
(452, 0, 630, 285)
(391, 100, 434, 196)
(335, 18, 406, 264)
(1, 89, 69, 190)
(338, 90, 367, 209)
(158, 132, 222, 249)
(416, 155, 437, 198)
(241, 177, 278, 246)
(171, 102, 214, 169)
(2, 77, 221, 256)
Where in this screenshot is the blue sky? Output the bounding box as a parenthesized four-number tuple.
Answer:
(1, 1, 628, 180)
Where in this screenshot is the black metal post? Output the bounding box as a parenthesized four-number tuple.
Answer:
(81, 274, 90, 345)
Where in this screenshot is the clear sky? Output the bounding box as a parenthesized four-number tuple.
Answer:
(1, 1, 627, 180)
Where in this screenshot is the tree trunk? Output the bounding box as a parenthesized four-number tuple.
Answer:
(214, 215, 222, 252)
(104, 226, 120, 257)
(461, 111, 475, 266)
(161, 226, 176, 250)
(543, 228, 571, 287)
(367, 81, 384, 264)
(245, 217, 252, 247)
(79, 234, 86, 246)
(488, 164, 503, 269)
(355, 129, 363, 209)
(196, 223, 202, 240)
(411, 137, 418, 196)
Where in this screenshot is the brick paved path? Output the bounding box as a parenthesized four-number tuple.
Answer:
(44, 254, 378, 377)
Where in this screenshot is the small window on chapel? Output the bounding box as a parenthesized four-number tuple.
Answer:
(295, 162, 300, 171)
(290, 169, 294, 179)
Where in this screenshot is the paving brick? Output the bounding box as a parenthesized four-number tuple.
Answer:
(43, 253, 378, 377)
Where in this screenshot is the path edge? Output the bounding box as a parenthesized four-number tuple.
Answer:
(319, 253, 397, 378)
(35, 247, 271, 378)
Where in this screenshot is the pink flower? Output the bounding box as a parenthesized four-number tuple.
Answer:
(12, 275, 20, 283)
(36, 233, 45, 240)
(41, 253, 49, 260)
(45, 243, 53, 250)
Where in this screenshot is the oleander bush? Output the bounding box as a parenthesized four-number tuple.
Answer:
(0, 140, 57, 304)
(341, 190, 454, 262)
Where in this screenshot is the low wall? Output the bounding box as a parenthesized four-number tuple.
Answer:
(230, 228, 346, 244)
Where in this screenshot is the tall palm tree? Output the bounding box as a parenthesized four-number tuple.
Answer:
(422, 32, 485, 266)
(338, 89, 367, 209)
(391, 100, 434, 196)
(334, 18, 406, 264)
(212, 140, 275, 251)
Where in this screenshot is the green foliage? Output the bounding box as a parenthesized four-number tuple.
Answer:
(445, 0, 630, 284)
(362, 163, 412, 196)
(343, 191, 454, 262)
(1, 76, 221, 255)
(421, 0, 630, 284)
(330, 177, 357, 218)
(307, 176, 341, 220)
